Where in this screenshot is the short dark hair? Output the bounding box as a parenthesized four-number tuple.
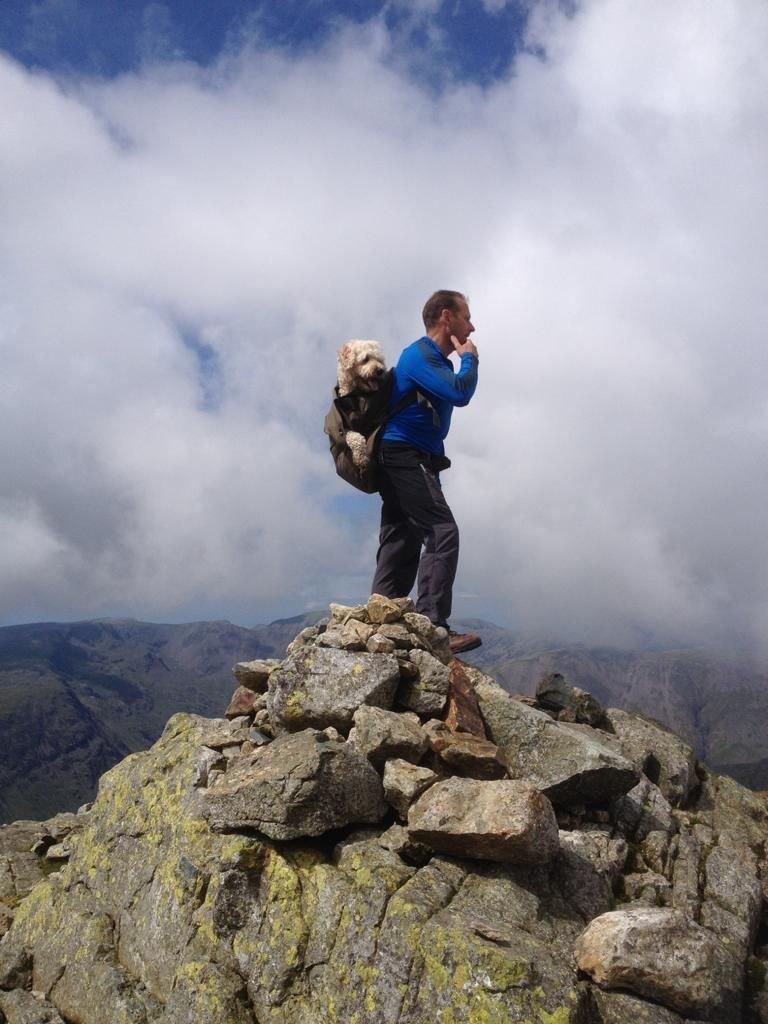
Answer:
(422, 290, 466, 329)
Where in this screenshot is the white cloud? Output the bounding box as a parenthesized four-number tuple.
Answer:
(1, 0, 767, 647)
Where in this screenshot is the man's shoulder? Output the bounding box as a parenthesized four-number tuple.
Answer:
(398, 336, 435, 364)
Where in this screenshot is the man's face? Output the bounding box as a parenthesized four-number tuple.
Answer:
(447, 299, 475, 344)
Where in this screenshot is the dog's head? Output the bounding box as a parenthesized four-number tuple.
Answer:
(337, 340, 387, 396)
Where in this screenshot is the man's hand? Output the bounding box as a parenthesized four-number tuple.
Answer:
(451, 335, 478, 359)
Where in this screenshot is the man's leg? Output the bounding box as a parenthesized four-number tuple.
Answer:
(371, 486, 422, 599)
(373, 444, 458, 625)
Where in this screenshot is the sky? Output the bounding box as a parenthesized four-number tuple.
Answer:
(1, 0, 767, 650)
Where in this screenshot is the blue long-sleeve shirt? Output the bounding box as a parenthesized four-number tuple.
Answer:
(381, 336, 478, 456)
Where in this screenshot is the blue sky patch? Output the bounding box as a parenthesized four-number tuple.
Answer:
(0, 0, 529, 88)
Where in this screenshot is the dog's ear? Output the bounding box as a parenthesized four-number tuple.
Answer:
(337, 342, 356, 372)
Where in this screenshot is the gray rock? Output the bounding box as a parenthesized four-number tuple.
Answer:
(558, 686, 605, 726)
(555, 829, 627, 920)
(575, 907, 742, 1021)
(204, 729, 387, 839)
(535, 672, 573, 711)
(612, 777, 676, 841)
(377, 823, 433, 865)
(408, 777, 559, 863)
(403, 612, 438, 641)
(474, 676, 638, 805)
(620, 871, 672, 907)
(232, 658, 281, 692)
(0, 989, 67, 1024)
(668, 831, 703, 920)
(605, 708, 698, 807)
(349, 705, 428, 766)
(268, 646, 400, 732)
(382, 759, 438, 819)
(397, 649, 450, 715)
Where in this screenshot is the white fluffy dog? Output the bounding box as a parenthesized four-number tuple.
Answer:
(336, 339, 387, 468)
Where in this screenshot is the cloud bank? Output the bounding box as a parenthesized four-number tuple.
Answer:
(1, 0, 767, 648)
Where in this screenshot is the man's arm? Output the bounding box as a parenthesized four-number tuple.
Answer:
(403, 339, 479, 407)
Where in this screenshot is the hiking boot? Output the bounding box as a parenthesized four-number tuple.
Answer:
(447, 629, 482, 655)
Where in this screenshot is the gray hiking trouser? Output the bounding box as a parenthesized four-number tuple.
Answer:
(371, 441, 459, 628)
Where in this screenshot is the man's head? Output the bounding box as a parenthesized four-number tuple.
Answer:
(422, 290, 475, 350)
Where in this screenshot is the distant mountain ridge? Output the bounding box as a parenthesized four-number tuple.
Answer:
(2, 613, 767, 823)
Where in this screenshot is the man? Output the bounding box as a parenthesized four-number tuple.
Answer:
(371, 290, 481, 655)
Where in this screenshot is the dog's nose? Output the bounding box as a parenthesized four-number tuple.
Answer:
(374, 365, 385, 376)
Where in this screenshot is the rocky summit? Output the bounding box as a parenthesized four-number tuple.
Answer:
(1, 596, 768, 1023)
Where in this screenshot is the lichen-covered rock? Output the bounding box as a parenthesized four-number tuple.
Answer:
(605, 707, 699, 807)
(397, 649, 450, 715)
(382, 759, 438, 819)
(232, 658, 281, 692)
(267, 646, 400, 732)
(203, 729, 386, 839)
(408, 777, 559, 863)
(474, 673, 638, 805)
(348, 705, 428, 766)
(575, 907, 742, 1021)
(588, 986, 706, 1023)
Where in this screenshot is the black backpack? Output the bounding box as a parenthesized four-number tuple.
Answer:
(324, 370, 426, 493)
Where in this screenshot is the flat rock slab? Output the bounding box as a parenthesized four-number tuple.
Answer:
(267, 647, 400, 732)
(430, 731, 508, 779)
(408, 777, 559, 863)
(473, 675, 638, 805)
(575, 908, 742, 1022)
(203, 729, 386, 839)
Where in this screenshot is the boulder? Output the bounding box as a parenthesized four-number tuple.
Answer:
(348, 706, 428, 766)
(473, 675, 638, 805)
(267, 647, 400, 733)
(397, 650, 450, 715)
(605, 708, 698, 807)
(382, 759, 438, 819)
(204, 729, 386, 839)
(232, 659, 281, 693)
(575, 907, 742, 1021)
(408, 777, 559, 863)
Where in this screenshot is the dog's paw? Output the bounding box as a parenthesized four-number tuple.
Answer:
(347, 431, 370, 468)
